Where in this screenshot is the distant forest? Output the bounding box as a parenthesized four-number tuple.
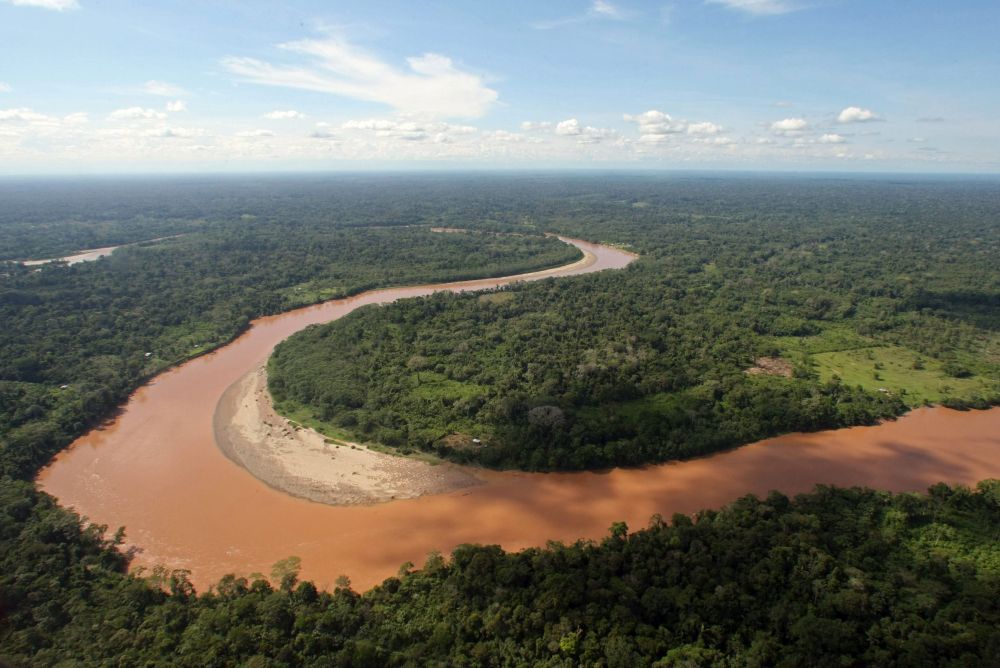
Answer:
(1, 175, 998, 665)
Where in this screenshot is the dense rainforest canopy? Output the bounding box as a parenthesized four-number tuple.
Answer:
(0, 174, 998, 664)
(269, 176, 1000, 470)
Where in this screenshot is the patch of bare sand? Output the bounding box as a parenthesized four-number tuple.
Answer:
(746, 356, 794, 377)
(214, 367, 482, 505)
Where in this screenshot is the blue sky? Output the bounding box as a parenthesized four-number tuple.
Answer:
(1, 0, 998, 173)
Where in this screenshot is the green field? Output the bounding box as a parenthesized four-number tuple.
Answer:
(408, 371, 488, 401)
(811, 344, 995, 405)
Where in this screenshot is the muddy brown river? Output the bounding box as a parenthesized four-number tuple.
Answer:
(38, 237, 1000, 591)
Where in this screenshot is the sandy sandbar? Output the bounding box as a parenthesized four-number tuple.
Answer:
(213, 367, 483, 506)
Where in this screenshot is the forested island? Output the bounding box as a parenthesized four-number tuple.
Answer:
(1, 174, 999, 665)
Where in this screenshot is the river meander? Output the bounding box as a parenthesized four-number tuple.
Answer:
(37, 237, 1000, 591)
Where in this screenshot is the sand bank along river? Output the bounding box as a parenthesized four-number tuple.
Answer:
(18, 235, 183, 266)
(38, 237, 1000, 591)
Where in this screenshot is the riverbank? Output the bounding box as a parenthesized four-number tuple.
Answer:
(214, 367, 482, 505)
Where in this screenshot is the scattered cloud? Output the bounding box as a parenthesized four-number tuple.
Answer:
(554, 119, 582, 135)
(153, 127, 204, 139)
(342, 117, 478, 142)
(263, 110, 305, 119)
(3, 0, 79, 10)
(310, 128, 338, 140)
(142, 80, 188, 97)
(236, 129, 275, 138)
(108, 107, 167, 121)
(0, 108, 49, 122)
(0, 96, 981, 170)
(624, 110, 686, 140)
(706, 0, 800, 16)
(770, 117, 808, 135)
(166, 100, 187, 113)
(818, 133, 846, 144)
(224, 36, 498, 119)
(532, 0, 630, 30)
(520, 121, 553, 131)
(916, 116, 945, 123)
(552, 118, 615, 143)
(687, 121, 723, 135)
(0, 83, 10, 93)
(692, 136, 735, 145)
(624, 110, 731, 144)
(837, 106, 881, 123)
(774, 100, 792, 107)
(0, 108, 87, 127)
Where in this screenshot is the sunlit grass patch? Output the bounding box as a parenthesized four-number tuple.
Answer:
(408, 372, 487, 401)
(811, 345, 993, 405)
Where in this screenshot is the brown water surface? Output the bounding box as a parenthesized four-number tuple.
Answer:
(38, 238, 1000, 591)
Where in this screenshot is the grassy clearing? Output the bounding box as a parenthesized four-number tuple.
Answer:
(811, 344, 995, 405)
(576, 388, 700, 426)
(408, 372, 488, 401)
(478, 292, 515, 305)
(280, 282, 347, 307)
(769, 325, 875, 355)
(270, 398, 358, 443)
(149, 321, 230, 370)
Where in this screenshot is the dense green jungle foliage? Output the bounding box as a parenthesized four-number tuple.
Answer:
(0, 204, 578, 478)
(1, 175, 998, 665)
(270, 177, 1000, 470)
(2, 478, 999, 666)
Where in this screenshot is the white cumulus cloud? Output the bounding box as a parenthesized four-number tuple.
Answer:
(555, 119, 582, 135)
(341, 118, 478, 142)
(166, 100, 187, 113)
(770, 117, 808, 135)
(0, 83, 10, 93)
(837, 106, 880, 123)
(224, 37, 498, 119)
(818, 133, 846, 144)
(0, 108, 51, 122)
(624, 110, 686, 139)
(687, 121, 722, 135)
(263, 110, 305, 119)
(108, 107, 167, 121)
(553, 118, 615, 143)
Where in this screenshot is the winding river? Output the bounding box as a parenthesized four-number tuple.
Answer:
(38, 237, 1000, 591)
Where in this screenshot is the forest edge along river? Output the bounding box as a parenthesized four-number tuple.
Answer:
(37, 236, 1000, 592)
